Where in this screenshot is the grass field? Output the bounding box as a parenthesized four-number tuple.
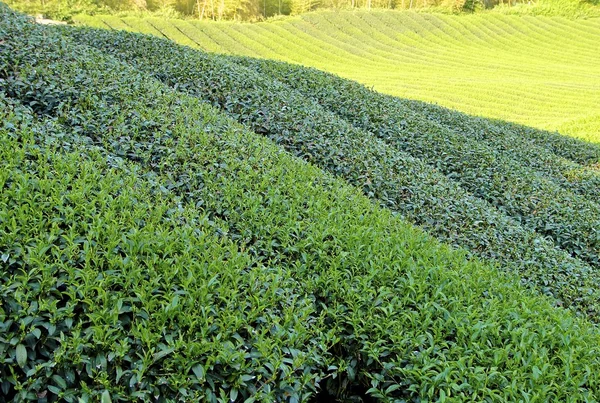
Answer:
(4, 3, 600, 401)
(73, 11, 600, 142)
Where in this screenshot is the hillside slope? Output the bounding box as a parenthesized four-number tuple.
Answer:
(73, 11, 600, 142)
(3, 5, 600, 401)
(66, 21, 600, 319)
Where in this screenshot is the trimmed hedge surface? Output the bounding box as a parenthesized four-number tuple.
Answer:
(65, 26, 600, 320)
(71, 11, 600, 143)
(226, 58, 600, 271)
(3, 5, 600, 402)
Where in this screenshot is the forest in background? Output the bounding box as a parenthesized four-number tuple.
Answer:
(8, 0, 599, 21)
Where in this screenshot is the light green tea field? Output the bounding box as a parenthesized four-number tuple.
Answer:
(74, 11, 600, 142)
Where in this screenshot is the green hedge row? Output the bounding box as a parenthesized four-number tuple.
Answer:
(225, 57, 600, 270)
(402, 100, 600, 200)
(64, 26, 600, 320)
(394, 98, 600, 167)
(231, 58, 600, 199)
(0, 95, 330, 402)
(4, 6, 600, 401)
(238, 57, 600, 198)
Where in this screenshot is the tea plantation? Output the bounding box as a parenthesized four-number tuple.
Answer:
(3, 4, 600, 402)
(73, 10, 600, 142)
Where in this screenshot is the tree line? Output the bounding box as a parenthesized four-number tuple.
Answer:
(9, 0, 527, 21)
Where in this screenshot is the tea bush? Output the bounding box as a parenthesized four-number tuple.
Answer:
(224, 58, 600, 270)
(65, 26, 600, 320)
(232, 59, 600, 167)
(4, 5, 600, 401)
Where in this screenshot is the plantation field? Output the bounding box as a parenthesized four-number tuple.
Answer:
(5, 3, 600, 401)
(73, 11, 600, 142)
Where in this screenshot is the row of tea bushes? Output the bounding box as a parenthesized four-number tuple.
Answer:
(3, 6, 600, 401)
(65, 26, 600, 320)
(229, 57, 600, 269)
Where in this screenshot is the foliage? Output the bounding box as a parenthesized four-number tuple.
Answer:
(73, 11, 600, 142)
(64, 25, 600, 322)
(489, 0, 600, 17)
(6, 0, 107, 20)
(4, 5, 600, 402)
(231, 56, 600, 270)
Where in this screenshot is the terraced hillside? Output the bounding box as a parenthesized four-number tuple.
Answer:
(4, 4, 600, 401)
(73, 11, 600, 142)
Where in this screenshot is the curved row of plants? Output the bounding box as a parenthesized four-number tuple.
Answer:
(5, 7, 600, 401)
(227, 57, 600, 269)
(65, 26, 600, 319)
(71, 11, 600, 141)
(393, 98, 600, 167)
(1, 94, 329, 402)
(231, 57, 600, 197)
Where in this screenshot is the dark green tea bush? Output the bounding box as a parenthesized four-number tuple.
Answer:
(65, 26, 600, 320)
(232, 57, 600, 198)
(0, 96, 334, 402)
(227, 58, 600, 269)
(3, 5, 600, 401)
